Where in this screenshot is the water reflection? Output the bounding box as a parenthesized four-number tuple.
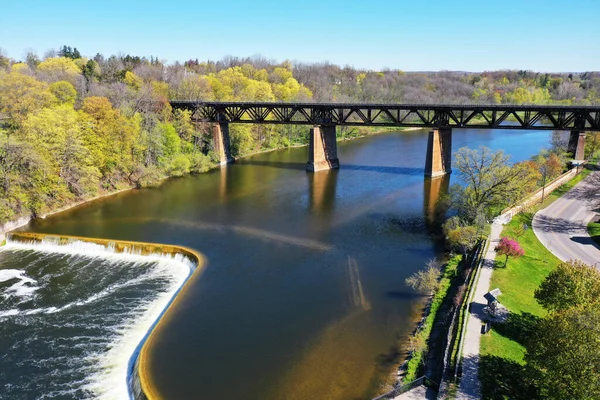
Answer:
(308, 169, 339, 216)
(423, 175, 451, 226)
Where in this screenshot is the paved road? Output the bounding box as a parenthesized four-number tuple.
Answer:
(533, 170, 600, 268)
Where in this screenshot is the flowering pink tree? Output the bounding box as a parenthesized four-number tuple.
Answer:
(494, 237, 524, 267)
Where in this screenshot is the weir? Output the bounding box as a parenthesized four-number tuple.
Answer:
(4, 232, 206, 400)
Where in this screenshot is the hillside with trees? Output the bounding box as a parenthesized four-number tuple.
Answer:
(1, 46, 599, 226)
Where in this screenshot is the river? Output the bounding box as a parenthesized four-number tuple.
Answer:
(1, 128, 551, 399)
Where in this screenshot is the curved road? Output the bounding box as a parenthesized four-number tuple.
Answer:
(533, 169, 600, 268)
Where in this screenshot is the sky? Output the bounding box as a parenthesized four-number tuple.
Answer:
(1, 0, 598, 72)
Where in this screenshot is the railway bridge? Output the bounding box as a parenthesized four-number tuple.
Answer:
(169, 101, 600, 176)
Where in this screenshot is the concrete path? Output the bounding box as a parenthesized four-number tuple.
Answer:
(393, 385, 437, 399)
(533, 170, 600, 268)
(456, 222, 504, 399)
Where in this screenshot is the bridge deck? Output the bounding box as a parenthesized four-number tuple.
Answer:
(170, 101, 600, 131)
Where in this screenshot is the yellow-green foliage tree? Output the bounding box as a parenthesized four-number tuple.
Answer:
(0, 72, 57, 127)
(37, 57, 81, 82)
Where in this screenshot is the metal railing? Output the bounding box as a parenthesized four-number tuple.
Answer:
(372, 376, 439, 400)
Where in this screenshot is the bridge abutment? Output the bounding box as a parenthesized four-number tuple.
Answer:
(212, 122, 235, 165)
(568, 130, 586, 160)
(306, 125, 339, 172)
(424, 128, 452, 177)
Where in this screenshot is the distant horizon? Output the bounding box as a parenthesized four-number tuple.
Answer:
(3, 48, 599, 75)
(1, 0, 598, 73)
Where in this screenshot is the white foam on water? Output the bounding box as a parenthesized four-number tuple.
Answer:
(3, 238, 190, 264)
(0, 269, 39, 300)
(0, 239, 196, 399)
(81, 258, 191, 399)
(0, 272, 167, 319)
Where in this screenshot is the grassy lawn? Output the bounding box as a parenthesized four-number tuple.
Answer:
(588, 221, 600, 247)
(479, 212, 557, 399)
(478, 164, 596, 399)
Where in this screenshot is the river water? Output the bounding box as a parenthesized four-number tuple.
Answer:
(1, 128, 551, 399)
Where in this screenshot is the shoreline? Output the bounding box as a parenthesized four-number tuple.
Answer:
(0, 127, 423, 242)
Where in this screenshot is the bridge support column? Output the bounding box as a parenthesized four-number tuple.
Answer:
(568, 130, 586, 160)
(212, 122, 235, 165)
(424, 128, 452, 177)
(306, 125, 339, 172)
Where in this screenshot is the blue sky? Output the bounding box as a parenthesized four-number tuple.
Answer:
(1, 0, 598, 72)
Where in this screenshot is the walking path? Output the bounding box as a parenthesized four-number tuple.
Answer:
(455, 168, 599, 399)
(456, 222, 503, 399)
(533, 170, 600, 268)
(393, 385, 437, 399)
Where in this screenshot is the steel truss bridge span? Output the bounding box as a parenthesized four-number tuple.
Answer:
(169, 101, 600, 131)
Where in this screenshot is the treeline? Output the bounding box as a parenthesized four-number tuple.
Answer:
(1, 46, 599, 225)
(0, 49, 317, 224)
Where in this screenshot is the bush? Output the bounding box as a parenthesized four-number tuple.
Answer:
(405, 258, 442, 295)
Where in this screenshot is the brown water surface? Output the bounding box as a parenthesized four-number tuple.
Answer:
(25, 128, 550, 399)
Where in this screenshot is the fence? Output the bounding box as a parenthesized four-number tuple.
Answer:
(372, 376, 439, 400)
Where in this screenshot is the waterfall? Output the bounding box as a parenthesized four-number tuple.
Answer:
(0, 234, 200, 399)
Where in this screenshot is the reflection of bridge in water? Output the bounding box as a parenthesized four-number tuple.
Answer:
(171, 101, 600, 177)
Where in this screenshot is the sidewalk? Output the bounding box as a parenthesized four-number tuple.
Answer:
(456, 222, 503, 399)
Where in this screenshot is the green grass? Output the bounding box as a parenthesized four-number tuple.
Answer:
(588, 221, 600, 247)
(490, 213, 559, 316)
(476, 163, 600, 399)
(481, 329, 526, 364)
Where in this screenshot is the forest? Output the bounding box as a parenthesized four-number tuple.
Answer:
(1, 45, 599, 225)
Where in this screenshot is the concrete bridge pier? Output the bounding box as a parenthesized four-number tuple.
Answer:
(568, 130, 586, 160)
(306, 125, 339, 172)
(211, 122, 235, 165)
(424, 128, 452, 177)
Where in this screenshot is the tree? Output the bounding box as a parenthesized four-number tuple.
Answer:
(585, 132, 600, 159)
(49, 81, 77, 105)
(452, 146, 539, 222)
(443, 216, 479, 257)
(494, 237, 524, 267)
(0, 47, 9, 69)
(526, 305, 600, 399)
(24, 50, 40, 70)
(81, 59, 100, 91)
(0, 72, 57, 127)
(534, 260, 600, 312)
(405, 258, 442, 295)
(58, 45, 82, 59)
(37, 57, 81, 81)
(550, 131, 570, 155)
(124, 71, 143, 90)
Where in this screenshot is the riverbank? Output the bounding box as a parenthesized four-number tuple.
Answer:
(0, 126, 422, 242)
